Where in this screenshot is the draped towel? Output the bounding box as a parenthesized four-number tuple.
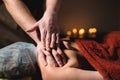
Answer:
(76, 31, 120, 80)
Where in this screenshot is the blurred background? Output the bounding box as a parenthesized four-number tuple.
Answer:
(59, 0, 120, 34)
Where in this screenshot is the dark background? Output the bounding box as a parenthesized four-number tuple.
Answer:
(58, 0, 120, 34)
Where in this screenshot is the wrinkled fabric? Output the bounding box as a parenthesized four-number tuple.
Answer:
(76, 31, 120, 80)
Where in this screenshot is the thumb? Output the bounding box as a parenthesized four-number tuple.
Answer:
(26, 22, 38, 32)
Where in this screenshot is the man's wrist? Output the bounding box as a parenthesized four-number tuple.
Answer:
(44, 9, 58, 17)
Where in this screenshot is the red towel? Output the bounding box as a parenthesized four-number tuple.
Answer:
(76, 31, 120, 80)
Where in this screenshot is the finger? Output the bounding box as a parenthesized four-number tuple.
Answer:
(57, 47, 67, 65)
(37, 49, 47, 66)
(63, 41, 71, 49)
(52, 49, 63, 67)
(50, 33, 56, 48)
(46, 32, 51, 51)
(26, 22, 38, 32)
(42, 50, 58, 67)
(40, 30, 46, 50)
(56, 33, 60, 44)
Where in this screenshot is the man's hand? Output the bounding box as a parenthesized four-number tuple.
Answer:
(27, 12, 59, 51)
(37, 41, 81, 80)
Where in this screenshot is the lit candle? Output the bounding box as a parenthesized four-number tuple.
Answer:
(66, 31, 72, 38)
(88, 28, 97, 38)
(72, 28, 77, 34)
(72, 28, 78, 38)
(88, 28, 97, 34)
(79, 28, 85, 38)
(67, 31, 72, 36)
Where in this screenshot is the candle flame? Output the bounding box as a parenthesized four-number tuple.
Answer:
(79, 28, 85, 35)
(72, 28, 77, 34)
(88, 28, 97, 34)
(67, 31, 72, 36)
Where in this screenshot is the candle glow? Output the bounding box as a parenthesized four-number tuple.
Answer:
(72, 28, 77, 34)
(88, 28, 97, 38)
(79, 28, 85, 35)
(67, 31, 72, 36)
(88, 28, 97, 34)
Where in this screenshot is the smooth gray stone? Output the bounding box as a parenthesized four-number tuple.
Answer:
(0, 42, 37, 79)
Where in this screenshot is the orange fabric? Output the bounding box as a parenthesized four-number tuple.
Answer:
(76, 31, 120, 80)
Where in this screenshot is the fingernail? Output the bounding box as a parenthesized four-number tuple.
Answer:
(47, 48, 50, 51)
(50, 44, 54, 48)
(43, 62, 47, 66)
(59, 62, 64, 67)
(60, 64, 63, 67)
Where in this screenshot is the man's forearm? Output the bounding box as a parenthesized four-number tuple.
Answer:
(3, 0, 40, 43)
(45, 0, 62, 16)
